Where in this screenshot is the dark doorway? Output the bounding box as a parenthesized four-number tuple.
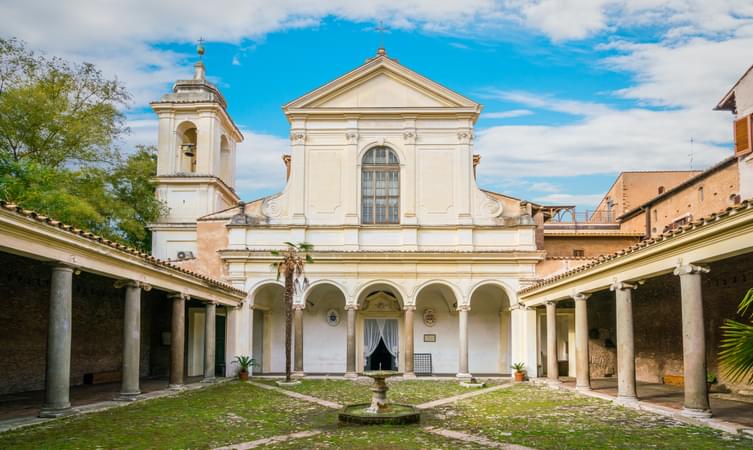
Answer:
(368, 339, 395, 370)
(215, 315, 226, 376)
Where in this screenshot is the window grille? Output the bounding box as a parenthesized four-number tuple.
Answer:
(361, 147, 400, 224)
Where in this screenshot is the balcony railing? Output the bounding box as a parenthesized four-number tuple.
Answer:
(544, 208, 619, 230)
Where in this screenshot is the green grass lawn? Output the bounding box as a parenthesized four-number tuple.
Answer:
(254, 377, 490, 405)
(0, 380, 749, 449)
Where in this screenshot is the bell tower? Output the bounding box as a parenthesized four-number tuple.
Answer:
(149, 44, 243, 260)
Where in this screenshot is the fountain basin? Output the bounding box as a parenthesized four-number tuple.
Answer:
(338, 403, 420, 425)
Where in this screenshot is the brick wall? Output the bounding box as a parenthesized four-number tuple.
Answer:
(0, 252, 169, 395)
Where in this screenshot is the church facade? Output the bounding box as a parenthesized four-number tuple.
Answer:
(150, 49, 551, 379)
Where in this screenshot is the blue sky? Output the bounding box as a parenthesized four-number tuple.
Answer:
(3, 1, 751, 209)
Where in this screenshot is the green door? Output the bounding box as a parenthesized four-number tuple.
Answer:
(215, 315, 226, 376)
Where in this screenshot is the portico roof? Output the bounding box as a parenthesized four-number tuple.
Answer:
(0, 201, 246, 304)
(518, 199, 753, 305)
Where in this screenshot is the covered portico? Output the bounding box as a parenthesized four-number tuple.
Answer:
(0, 202, 246, 418)
(520, 200, 753, 419)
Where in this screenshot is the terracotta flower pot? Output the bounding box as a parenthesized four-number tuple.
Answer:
(239, 370, 249, 381)
(514, 371, 525, 382)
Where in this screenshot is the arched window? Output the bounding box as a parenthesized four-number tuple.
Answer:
(361, 147, 399, 224)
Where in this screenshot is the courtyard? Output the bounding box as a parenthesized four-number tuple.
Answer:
(0, 378, 750, 449)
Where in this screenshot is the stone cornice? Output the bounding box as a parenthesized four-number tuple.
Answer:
(220, 249, 545, 264)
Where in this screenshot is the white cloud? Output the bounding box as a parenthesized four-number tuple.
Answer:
(533, 192, 605, 206)
(481, 109, 534, 119)
(234, 130, 289, 199)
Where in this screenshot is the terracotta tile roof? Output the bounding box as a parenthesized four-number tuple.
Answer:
(519, 198, 753, 295)
(0, 201, 246, 297)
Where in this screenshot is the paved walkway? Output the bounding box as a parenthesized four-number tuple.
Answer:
(214, 430, 323, 450)
(247, 381, 344, 409)
(416, 383, 513, 409)
(423, 426, 535, 450)
(552, 377, 753, 434)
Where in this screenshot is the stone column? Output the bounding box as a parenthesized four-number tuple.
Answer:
(169, 293, 187, 389)
(404, 306, 416, 378)
(573, 293, 591, 391)
(344, 305, 357, 378)
(611, 281, 638, 404)
(674, 264, 712, 418)
(116, 281, 149, 401)
(40, 265, 74, 418)
(546, 301, 559, 382)
(293, 305, 304, 378)
(457, 305, 471, 379)
(203, 302, 217, 383)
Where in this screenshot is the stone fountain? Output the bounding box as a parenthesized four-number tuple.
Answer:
(338, 370, 420, 425)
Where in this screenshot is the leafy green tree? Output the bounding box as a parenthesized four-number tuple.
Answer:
(271, 243, 313, 382)
(719, 288, 753, 384)
(0, 37, 165, 251)
(0, 38, 129, 167)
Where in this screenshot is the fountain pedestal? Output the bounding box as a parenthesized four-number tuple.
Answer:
(338, 370, 420, 425)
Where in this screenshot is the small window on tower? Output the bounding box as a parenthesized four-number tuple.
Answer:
(658, 186, 665, 194)
(573, 249, 585, 257)
(698, 186, 704, 202)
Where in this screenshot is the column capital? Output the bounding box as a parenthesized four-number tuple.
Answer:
(571, 292, 590, 302)
(114, 280, 152, 291)
(205, 301, 218, 306)
(546, 300, 558, 307)
(344, 304, 359, 311)
(293, 303, 305, 311)
(403, 305, 417, 311)
(457, 304, 471, 312)
(674, 263, 710, 276)
(168, 292, 190, 301)
(609, 281, 638, 291)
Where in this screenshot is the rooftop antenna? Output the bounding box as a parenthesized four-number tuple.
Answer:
(689, 137, 694, 170)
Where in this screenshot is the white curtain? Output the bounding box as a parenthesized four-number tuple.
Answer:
(381, 319, 399, 359)
(363, 319, 381, 359)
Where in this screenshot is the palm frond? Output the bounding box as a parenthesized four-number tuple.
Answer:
(270, 250, 281, 256)
(738, 288, 753, 317)
(718, 318, 753, 384)
(283, 241, 296, 248)
(305, 253, 314, 264)
(298, 242, 314, 251)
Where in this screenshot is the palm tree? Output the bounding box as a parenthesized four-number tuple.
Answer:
(719, 288, 753, 384)
(271, 242, 313, 382)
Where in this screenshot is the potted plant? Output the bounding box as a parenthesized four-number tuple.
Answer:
(233, 356, 256, 381)
(707, 372, 717, 393)
(511, 362, 526, 382)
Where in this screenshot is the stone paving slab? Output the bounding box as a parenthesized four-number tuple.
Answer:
(415, 382, 513, 409)
(247, 381, 344, 409)
(422, 426, 535, 450)
(214, 430, 322, 450)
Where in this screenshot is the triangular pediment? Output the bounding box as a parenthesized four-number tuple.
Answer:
(284, 54, 480, 112)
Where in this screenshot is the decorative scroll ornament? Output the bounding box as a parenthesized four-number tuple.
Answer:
(326, 309, 341, 326)
(262, 199, 281, 217)
(290, 131, 305, 144)
(457, 130, 474, 144)
(403, 130, 416, 144)
(345, 132, 358, 144)
(423, 308, 436, 327)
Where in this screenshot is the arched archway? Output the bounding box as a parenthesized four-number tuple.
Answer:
(176, 121, 198, 173)
(414, 281, 461, 375)
(250, 282, 284, 374)
(355, 281, 406, 372)
(219, 135, 232, 184)
(302, 281, 347, 374)
(468, 281, 513, 375)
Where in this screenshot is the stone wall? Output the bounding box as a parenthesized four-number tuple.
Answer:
(0, 252, 168, 395)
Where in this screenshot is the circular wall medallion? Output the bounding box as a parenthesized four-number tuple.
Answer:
(326, 309, 340, 327)
(423, 308, 436, 327)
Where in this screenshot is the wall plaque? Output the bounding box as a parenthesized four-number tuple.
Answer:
(423, 334, 436, 342)
(326, 309, 340, 327)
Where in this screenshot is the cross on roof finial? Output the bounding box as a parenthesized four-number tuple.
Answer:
(374, 21, 389, 55)
(197, 37, 205, 60)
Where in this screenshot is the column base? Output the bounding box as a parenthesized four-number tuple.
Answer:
(201, 377, 217, 384)
(615, 395, 639, 406)
(575, 384, 592, 392)
(39, 404, 73, 418)
(402, 372, 416, 379)
(291, 371, 305, 380)
(456, 373, 473, 381)
(344, 372, 358, 379)
(114, 391, 142, 402)
(681, 407, 712, 419)
(168, 384, 185, 391)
